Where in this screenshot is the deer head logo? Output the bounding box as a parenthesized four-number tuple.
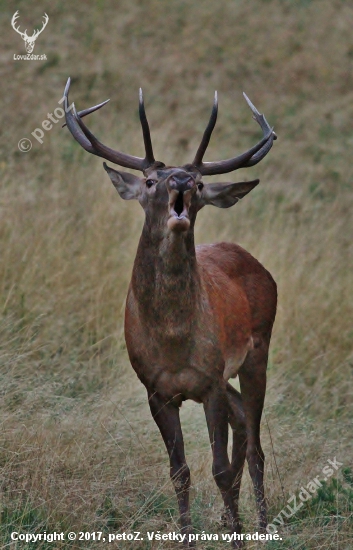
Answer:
(11, 11, 49, 53)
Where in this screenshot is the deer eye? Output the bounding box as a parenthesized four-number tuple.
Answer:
(197, 182, 204, 191)
(146, 179, 156, 188)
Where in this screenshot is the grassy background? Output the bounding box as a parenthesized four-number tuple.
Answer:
(1, 0, 352, 548)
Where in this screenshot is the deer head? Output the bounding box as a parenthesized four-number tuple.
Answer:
(11, 11, 49, 53)
(63, 79, 276, 235)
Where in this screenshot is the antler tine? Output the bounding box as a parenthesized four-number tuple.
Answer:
(192, 91, 218, 167)
(195, 93, 276, 176)
(63, 78, 151, 172)
(62, 99, 110, 128)
(139, 88, 155, 165)
(239, 92, 277, 167)
(243, 92, 277, 141)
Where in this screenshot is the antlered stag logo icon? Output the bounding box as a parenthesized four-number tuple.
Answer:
(11, 11, 49, 53)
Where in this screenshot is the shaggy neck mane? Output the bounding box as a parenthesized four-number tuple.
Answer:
(131, 222, 201, 332)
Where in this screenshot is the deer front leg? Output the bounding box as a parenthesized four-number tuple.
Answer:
(148, 391, 194, 547)
(203, 384, 244, 549)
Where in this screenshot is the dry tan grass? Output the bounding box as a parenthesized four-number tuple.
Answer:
(0, 0, 352, 548)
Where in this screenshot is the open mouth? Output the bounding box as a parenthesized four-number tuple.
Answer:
(174, 191, 185, 217)
(170, 190, 189, 219)
(168, 190, 191, 231)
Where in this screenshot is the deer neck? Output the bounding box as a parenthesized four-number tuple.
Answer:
(131, 222, 201, 330)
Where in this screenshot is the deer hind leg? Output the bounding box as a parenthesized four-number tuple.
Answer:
(238, 343, 269, 531)
(148, 392, 194, 547)
(225, 383, 247, 532)
(203, 383, 244, 548)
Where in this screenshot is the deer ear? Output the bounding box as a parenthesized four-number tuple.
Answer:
(103, 162, 141, 200)
(199, 179, 259, 209)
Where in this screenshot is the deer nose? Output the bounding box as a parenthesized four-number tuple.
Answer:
(168, 174, 195, 193)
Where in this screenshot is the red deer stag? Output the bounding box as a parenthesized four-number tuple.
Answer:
(63, 78, 277, 548)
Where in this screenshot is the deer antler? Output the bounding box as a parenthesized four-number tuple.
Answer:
(63, 78, 156, 172)
(192, 92, 277, 176)
(11, 11, 28, 40)
(31, 13, 49, 40)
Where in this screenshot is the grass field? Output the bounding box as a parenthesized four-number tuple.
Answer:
(1, 0, 352, 548)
